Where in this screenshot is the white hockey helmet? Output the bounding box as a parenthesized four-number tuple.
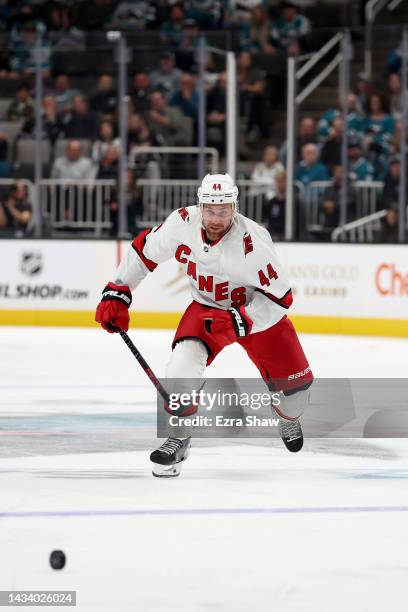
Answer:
(197, 173, 239, 214)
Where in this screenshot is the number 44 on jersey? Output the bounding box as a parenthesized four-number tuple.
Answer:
(258, 263, 279, 287)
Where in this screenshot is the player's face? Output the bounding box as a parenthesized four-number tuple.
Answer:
(202, 204, 233, 240)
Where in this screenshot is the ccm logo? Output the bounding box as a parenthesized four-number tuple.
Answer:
(288, 367, 311, 380)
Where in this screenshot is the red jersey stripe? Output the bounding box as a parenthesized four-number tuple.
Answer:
(132, 229, 158, 272)
(255, 288, 293, 309)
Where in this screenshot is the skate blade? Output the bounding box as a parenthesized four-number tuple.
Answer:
(151, 447, 190, 478)
(152, 462, 182, 478)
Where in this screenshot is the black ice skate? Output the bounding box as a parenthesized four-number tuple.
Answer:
(278, 418, 303, 453)
(150, 437, 191, 478)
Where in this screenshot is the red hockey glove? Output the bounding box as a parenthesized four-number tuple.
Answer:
(203, 306, 253, 346)
(95, 282, 132, 333)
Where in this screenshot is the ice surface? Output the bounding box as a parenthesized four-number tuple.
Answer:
(1, 327, 408, 611)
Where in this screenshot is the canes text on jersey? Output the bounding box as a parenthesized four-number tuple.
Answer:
(175, 244, 246, 307)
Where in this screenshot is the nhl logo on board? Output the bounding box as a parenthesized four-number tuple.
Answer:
(20, 251, 42, 276)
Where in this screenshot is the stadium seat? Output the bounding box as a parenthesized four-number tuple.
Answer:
(53, 50, 115, 76)
(0, 121, 24, 162)
(16, 140, 51, 165)
(0, 78, 23, 97)
(13, 162, 51, 181)
(0, 99, 12, 120)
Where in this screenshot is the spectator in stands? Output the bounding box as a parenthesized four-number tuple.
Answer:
(74, 0, 117, 31)
(46, 5, 85, 50)
(0, 133, 11, 178)
(51, 139, 96, 180)
(390, 119, 407, 157)
(89, 73, 117, 121)
(224, 0, 262, 29)
(108, 169, 141, 237)
(128, 112, 162, 151)
(147, 90, 190, 146)
(320, 117, 343, 172)
(49, 73, 80, 113)
(386, 45, 403, 74)
(279, 116, 318, 163)
(61, 95, 99, 140)
(270, 1, 311, 56)
(241, 6, 273, 53)
(388, 73, 405, 120)
(225, 2, 259, 56)
(131, 72, 152, 114)
(0, 180, 32, 235)
(109, 1, 158, 30)
(207, 72, 227, 152)
(0, 42, 12, 77)
(169, 73, 199, 121)
(20, 94, 63, 145)
(380, 156, 405, 209)
(185, 0, 221, 29)
(353, 73, 372, 116)
(377, 207, 406, 243)
(6, 83, 34, 122)
(4, 2, 39, 27)
(179, 19, 208, 71)
(9, 22, 52, 78)
(251, 145, 284, 200)
(319, 165, 346, 234)
(92, 121, 120, 164)
(348, 139, 374, 181)
(161, 3, 185, 47)
(237, 51, 267, 141)
(97, 144, 119, 180)
(127, 113, 161, 180)
(361, 93, 395, 155)
(296, 143, 329, 187)
(149, 52, 182, 100)
(203, 53, 220, 89)
(317, 94, 362, 141)
(262, 170, 287, 240)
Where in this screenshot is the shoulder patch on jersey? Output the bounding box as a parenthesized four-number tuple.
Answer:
(178, 207, 190, 222)
(243, 232, 253, 257)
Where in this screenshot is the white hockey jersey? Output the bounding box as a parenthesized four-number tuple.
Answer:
(116, 205, 293, 334)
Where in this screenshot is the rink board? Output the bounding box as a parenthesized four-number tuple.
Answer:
(0, 239, 407, 337)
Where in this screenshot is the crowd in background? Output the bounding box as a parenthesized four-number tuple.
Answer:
(0, 0, 406, 242)
(251, 71, 407, 242)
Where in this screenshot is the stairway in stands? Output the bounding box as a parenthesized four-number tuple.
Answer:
(237, 0, 408, 173)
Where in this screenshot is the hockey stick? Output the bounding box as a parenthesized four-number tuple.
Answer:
(119, 330, 170, 403)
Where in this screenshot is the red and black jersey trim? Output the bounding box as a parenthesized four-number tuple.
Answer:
(132, 229, 158, 272)
(255, 287, 293, 309)
(200, 228, 227, 247)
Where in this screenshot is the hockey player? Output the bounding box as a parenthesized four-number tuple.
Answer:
(95, 173, 313, 477)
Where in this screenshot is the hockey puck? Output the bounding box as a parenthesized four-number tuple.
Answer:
(49, 550, 66, 570)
